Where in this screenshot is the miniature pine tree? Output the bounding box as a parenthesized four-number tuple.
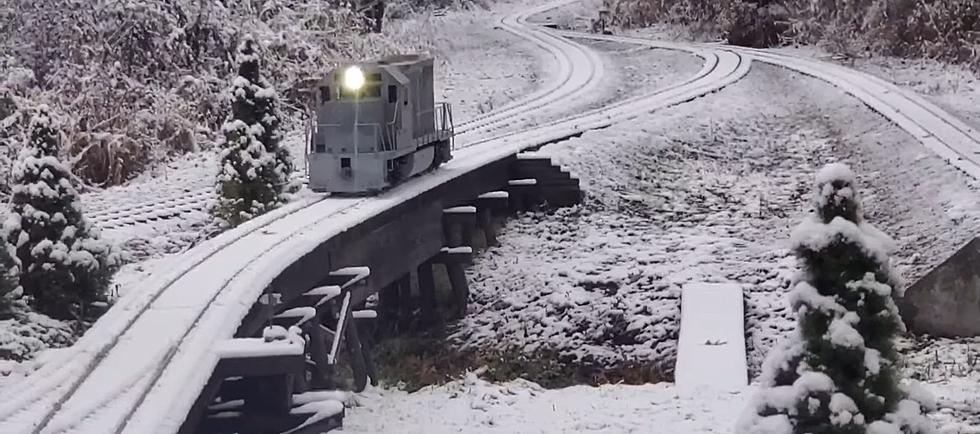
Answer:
(2, 106, 119, 320)
(736, 163, 935, 434)
(252, 62, 297, 195)
(213, 36, 295, 228)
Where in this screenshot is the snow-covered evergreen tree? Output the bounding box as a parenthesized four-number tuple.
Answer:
(2, 106, 119, 320)
(213, 35, 296, 228)
(736, 163, 935, 434)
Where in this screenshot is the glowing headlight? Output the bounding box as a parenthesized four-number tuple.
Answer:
(343, 65, 365, 91)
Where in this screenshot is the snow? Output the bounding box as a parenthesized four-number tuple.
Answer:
(343, 374, 749, 433)
(478, 191, 509, 199)
(285, 400, 344, 433)
(293, 390, 352, 405)
(675, 282, 746, 394)
(216, 336, 304, 359)
(2, 1, 980, 431)
(826, 312, 864, 349)
(507, 179, 537, 185)
(351, 310, 377, 319)
(306, 285, 342, 303)
(440, 246, 473, 254)
(274, 307, 317, 325)
(330, 266, 371, 282)
(443, 206, 476, 214)
(815, 162, 857, 186)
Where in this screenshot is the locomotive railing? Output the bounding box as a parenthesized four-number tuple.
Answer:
(308, 102, 453, 154)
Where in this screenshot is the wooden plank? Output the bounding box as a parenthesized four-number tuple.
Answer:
(217, 354, 306, 378)
(675, 282, 747, 395)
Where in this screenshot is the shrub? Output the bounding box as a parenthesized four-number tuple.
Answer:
(2, 106, 120, 320)
(213, 36, 296, 229)
(736, 163, 934, 433)
(615, 0, 980, 71)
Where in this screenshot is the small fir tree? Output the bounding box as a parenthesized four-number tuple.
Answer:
(2, 106, 119, 320)
(213, 35, 295, 228)
(736, 163, 935, 434)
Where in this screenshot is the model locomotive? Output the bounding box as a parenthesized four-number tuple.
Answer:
(306, 54, 455, 194)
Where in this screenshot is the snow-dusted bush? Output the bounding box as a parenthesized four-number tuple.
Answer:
(2, 106, 120, 320)
(0, 0, 426, 187)
(618, 0, 980, 71)
(736, 163, 934, 434)
(213, 37, 296, 228)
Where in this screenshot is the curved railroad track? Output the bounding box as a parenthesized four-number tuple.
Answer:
(82, 0, 603, 235)
(732, 46, 980, 179)
(0, 4, 759, 433)
(0, 1, 610, 432)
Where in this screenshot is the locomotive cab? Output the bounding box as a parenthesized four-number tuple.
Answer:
(307, 54, 454, 194)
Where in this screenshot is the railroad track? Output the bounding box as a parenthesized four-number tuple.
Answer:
(731, 46, 980, 179)
(0, 0, 611, 432)
(450, 1, 604, 139)
(26, 23, 978, 434)
(79, 1, 603, 237)
(0, 4, 761, 432)
(575, 31, 980, 180)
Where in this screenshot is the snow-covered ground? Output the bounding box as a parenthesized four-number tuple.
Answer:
(342, 372, 747, 433)
(2, 0, 978, 431)
(446, 60, 980, 429)
(341, 373, 977, 433)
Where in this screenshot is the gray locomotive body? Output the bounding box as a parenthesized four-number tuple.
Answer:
(307, 54, 454, 194)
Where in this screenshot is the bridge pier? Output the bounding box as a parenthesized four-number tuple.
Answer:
(474, 191, 509, 247)
(417, 259, 439, 326)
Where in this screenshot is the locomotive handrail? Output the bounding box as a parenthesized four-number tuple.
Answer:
(383, 102, 400, 151)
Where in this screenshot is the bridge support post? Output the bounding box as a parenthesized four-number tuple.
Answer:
(396, 273, 414, 331)
(417, 259, 439, 326)
(378, 280, 400, 335)
(443, 208, 476, 317)
(507, 179, 540, 212)
(475, 191, 509, 247)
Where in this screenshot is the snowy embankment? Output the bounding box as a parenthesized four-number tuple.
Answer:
(447, 61, 980, 431)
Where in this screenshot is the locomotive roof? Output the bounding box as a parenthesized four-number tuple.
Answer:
(373, 53, 433, 66)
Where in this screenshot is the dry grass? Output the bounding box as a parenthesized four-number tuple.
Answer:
(0, 0, 441, 189)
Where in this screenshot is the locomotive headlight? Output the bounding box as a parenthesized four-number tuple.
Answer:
(343, 65, 365, 91)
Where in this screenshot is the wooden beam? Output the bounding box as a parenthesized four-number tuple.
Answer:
(417, 259, 438, 326)
(216, 354, 306, 378)
(396, 273, 414, 332)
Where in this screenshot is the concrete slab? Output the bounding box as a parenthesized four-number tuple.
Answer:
(675, 282, 747, 394)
